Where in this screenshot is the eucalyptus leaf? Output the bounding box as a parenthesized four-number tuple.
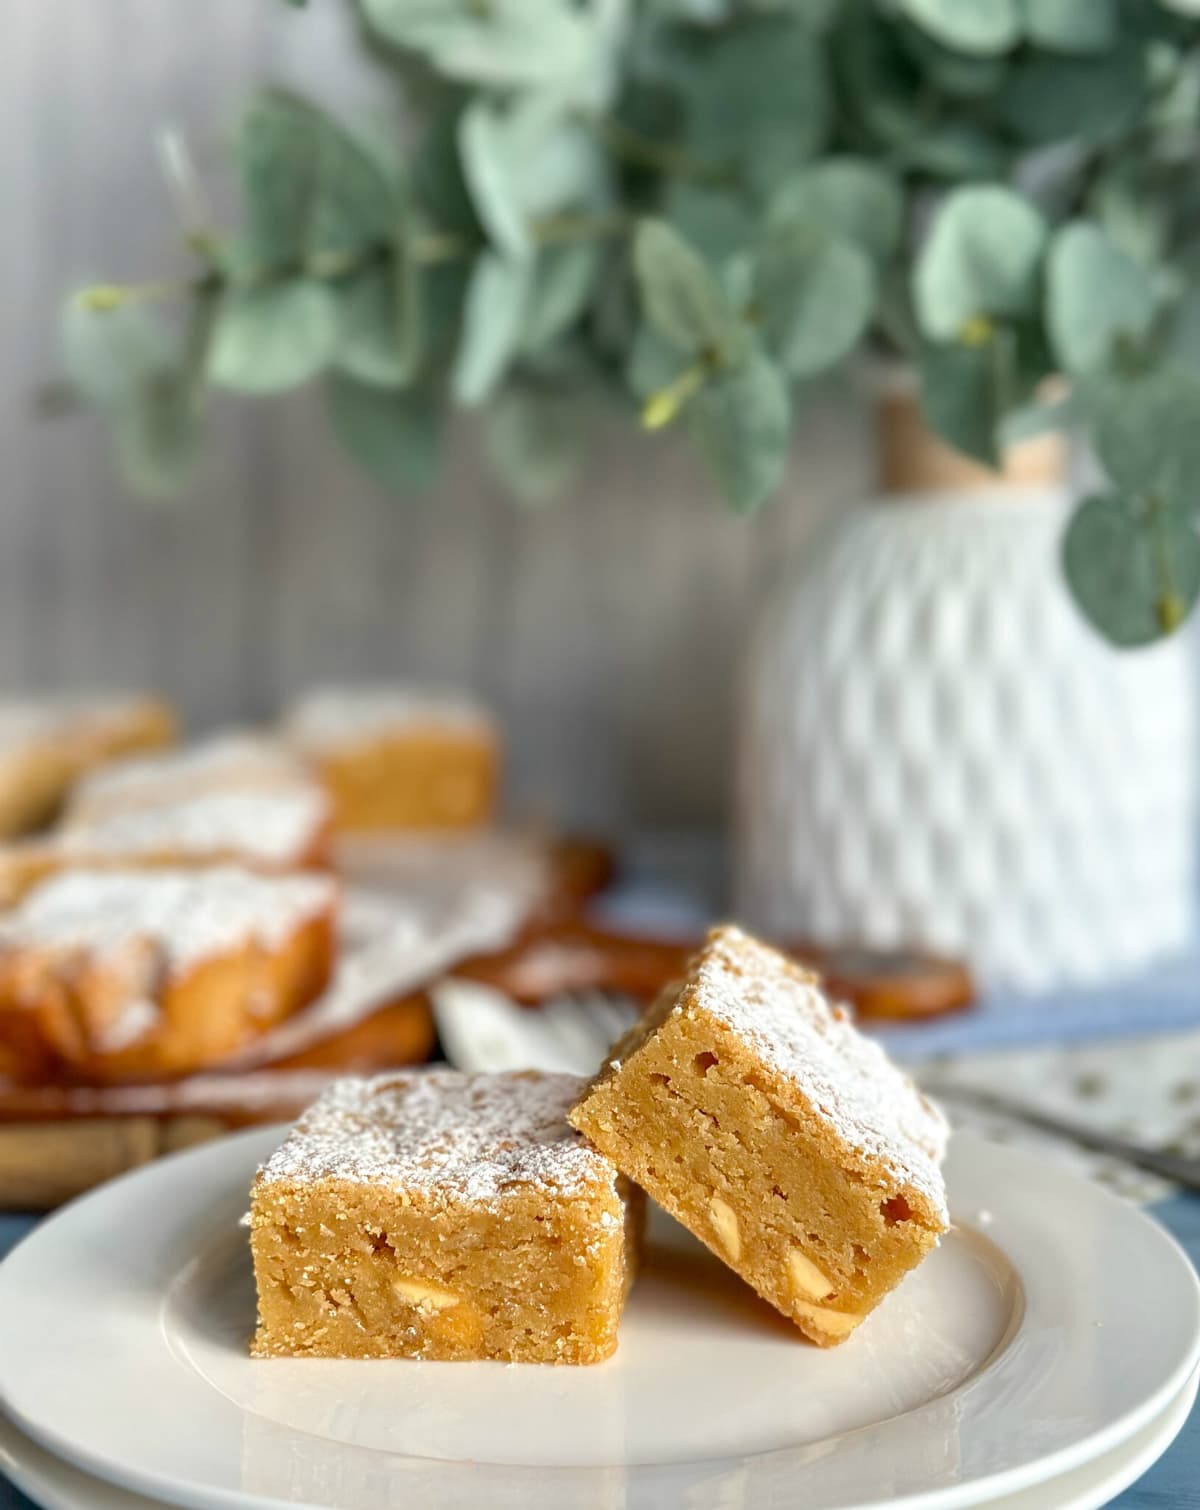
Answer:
(334, 258, 421, 388)
(522, 243, 602, 354)
(754, 221, 876, 378)
(326, 372, 441, 493)
(689, 347, 790, 513)
(235, 92, 397, 273)
(235, 93, 319, 271)
(633, 219, 746, 361)
(1089, 158, 1169, 268)
(1023, 0, 1117, 55)
(114, 373, 203, 502)
(1000, 50, 1146, 145)
(1164, 291, 1200, 381)
(361, 0, 598, 91)
(452, 253, 531, 406)
(363, 0, 624, 107)
(913, 186, 1046, 340)
(61, 299, 173, 411)
(664, 184, 757, 267)
(459, 99, 530, 261)
(747, 0, 839, 23)
(897, 27, 1009, 96)
(485, 388, 585, 507)
(918, 338, 1007, 467)
(413, 106, 480, 236)
(894, 120, 1008, 180)
(685, 19, 831, 196)
(1082, 370, 1200, 506)
(1063, 491, 1200, 647)
(208, 281, 339, 394)
(899, 0, 1020, 56)
(1046, 221, 1154, 374)
(768, 159, 903, 266)
(459, 95, 610, 262)
(627, 321, 684, 401)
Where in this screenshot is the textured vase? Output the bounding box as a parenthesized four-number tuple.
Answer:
(735, 486, 1198, 991)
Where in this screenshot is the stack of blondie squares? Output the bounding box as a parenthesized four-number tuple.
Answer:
(250, 924, 949, 1363)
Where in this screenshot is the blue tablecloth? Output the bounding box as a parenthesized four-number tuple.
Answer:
(1, 1199, 1197, 1509)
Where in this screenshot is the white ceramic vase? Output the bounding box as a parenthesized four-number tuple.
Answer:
(735, 483, 1198, 991)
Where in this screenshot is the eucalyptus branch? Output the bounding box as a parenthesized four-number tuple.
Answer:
(76, 278, 215, 312)
(581, 112, 736, 190)
(57, 4, 1200, 638)
(79, 208, 639, 315)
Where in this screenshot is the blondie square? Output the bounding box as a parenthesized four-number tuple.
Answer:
(65, 732, 310, 824)
(250, 1070, 644, 1363)
(0, 787, 333, 906)
(0, 694, 177, 838)
(0, 867, 337, 1083)
(283, 685, 500, 832)
(569, 926, 949, 1346)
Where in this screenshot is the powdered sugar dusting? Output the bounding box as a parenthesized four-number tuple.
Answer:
(0, 866, 336, 979)
(67, 732, 309, 819)
(285, 685, 493, 752)
(686, 926, 949, 1221)
(59, 788, 328, 864)
(259, 1070, 612, 1206)
(0, 693, 158, 748)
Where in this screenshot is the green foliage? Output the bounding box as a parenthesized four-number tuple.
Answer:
(57, 0, 1200, 643)
(1025, 0, 1117, 54)
(919, 335, 1009, 467)
(459, 96, 609, 263)
(1063, 492, 1200, 647)
(768, 159, 903, 266)
(452, 253, 532, 406)
(754, 219, 876, 377)
(898, 0, 1019, 56)
(913, 186, 1046, 340)
(485, 388, 586, 507)
(1046, 222, 1155, 375)
(690, 347, 791, 513)
(334, 250, 422, 389)
(234, 92, 398, 273)
(208, 281, 339, 393)
(681, 18, 831, 196)
(633, 219, 746, 362)
(326, 373, 441, 493)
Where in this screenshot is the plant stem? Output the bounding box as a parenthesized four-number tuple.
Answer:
(76, 278, 211, 312)
(581, 112, 735, 189)
(642, 359, 709, 430)
(531, 210, 635, 247)
(1147, 491, 1186, 634)
(79, 209, 638, 314)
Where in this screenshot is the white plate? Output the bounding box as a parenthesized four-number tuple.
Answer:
(2, 1372, 1196, 1510)
(0, 1130, 1197, 1510)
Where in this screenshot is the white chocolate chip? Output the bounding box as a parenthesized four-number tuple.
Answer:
(707, 1195, 741, 1261)
(393, 1276, 461, 1312)
(787, 1248, 835, 1301)
(792, 1299, 859, 1337)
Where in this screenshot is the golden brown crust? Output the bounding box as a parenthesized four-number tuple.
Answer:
(0, 878, 338, 1085)
(0, 695, 177, 840)
(309, 728, 501, 832)
(570, 928, 949, 1347)
(250, 1072, 643, 1363)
